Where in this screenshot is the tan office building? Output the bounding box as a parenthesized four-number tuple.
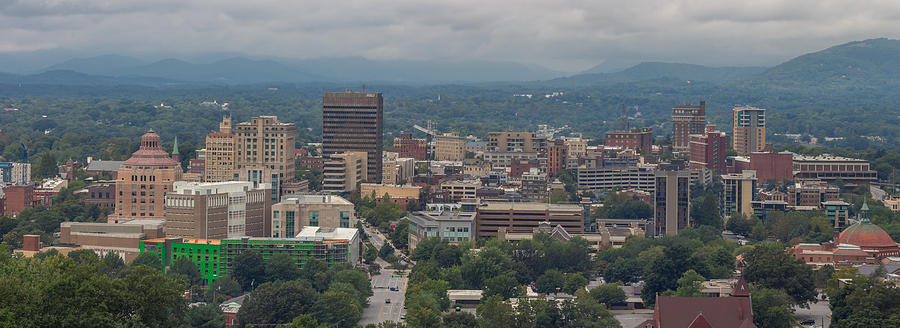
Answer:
(201, 116, 236, 183)
(234, 116, 296, 198)
(322, 91, 384, 183)
(733, 107, 766, 156)
(165, 181, 271, 239)
(323, 152, 368, 193)
(434, 133, 467, 161)
(272, 195, 356, 238)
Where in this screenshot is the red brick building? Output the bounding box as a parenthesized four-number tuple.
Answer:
(688, 125, 729, 175)
(3, 184, 33, 216)
(605, 128, 653, 155)
(510, 159, 541, 178)
(545, 141, 568, 176)
(189, 159, 205, 177)
(672, 101, 706, 151)
(749, 150, 793, 184)
(394, 133, 427, 161)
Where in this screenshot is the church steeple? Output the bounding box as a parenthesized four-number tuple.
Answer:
(171, 136, 180, 163)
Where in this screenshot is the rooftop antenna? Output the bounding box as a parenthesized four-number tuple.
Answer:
(361, 84, 367, 92)
(621, 104, 629, 130)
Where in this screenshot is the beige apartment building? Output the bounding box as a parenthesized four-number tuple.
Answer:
(434, 132, 467, 161)
(487, 131, 546, 153)
(323, 152, 368, 193)
(271, 195, 356, 238)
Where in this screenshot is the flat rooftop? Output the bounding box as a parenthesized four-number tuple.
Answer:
(479, 202, 583, 212)
(278, 194, 352, 205)
(296, 226, 358, 240)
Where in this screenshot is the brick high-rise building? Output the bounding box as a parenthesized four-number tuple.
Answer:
(201, 116, 236, 183)
(732, 106, 766, 156)
(605, 128, 653, 155)
(322, 91, 383, 183)
(234, 116, 296, 201)
(546, 140, 568, 176)
(394, 133, 427, 161)
(114, 131, 183, 221)
(672, 101, 706, 151)
(689, 125, 729, 175)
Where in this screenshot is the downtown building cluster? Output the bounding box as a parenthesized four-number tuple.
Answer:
(10, 92, 894, 293)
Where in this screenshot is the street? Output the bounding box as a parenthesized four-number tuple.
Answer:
(359, 222, 409, 326)
(795, 300, 831, 328)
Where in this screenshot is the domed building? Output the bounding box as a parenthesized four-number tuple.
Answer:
(836, 202, 900, 260)
(112, 131, 183, 223)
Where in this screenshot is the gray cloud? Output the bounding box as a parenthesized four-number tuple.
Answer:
(1, 0, 900, 71)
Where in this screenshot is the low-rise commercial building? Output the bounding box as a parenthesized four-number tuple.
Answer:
(75, 181, 117, 211)
(793, 155, 877, 184)
(60, 220, 165, 262)
(271, 194, 355, 238)
(475, 202, 584, 238)
(407, 211, 475, 251)
(440, 180, 480, 202)
(359, 183, 421, 211)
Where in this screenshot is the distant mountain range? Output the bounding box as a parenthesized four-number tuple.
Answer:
(2, 38, 900, 87)
(547, 62, 769, 86)
(26, 55, 565, 84)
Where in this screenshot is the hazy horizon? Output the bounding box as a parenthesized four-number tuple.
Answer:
(3, 0, 900, 73)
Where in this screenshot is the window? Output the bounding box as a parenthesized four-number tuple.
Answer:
(285, 211, 295, 235)
(340, 211, 350, 228)
(309, 211, 319, 226)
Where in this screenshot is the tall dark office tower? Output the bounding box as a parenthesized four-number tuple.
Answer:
(322, 91, 384, 183)
(672, 101, 706, 151)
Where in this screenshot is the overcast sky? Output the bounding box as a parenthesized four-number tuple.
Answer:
(2, 0, 900, 72)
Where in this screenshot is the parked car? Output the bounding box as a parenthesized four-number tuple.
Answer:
(799, 319, 815, 325)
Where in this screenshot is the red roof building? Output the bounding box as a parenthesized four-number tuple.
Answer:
(836, 202, 900, 260)
(636, 277, 755, 328)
